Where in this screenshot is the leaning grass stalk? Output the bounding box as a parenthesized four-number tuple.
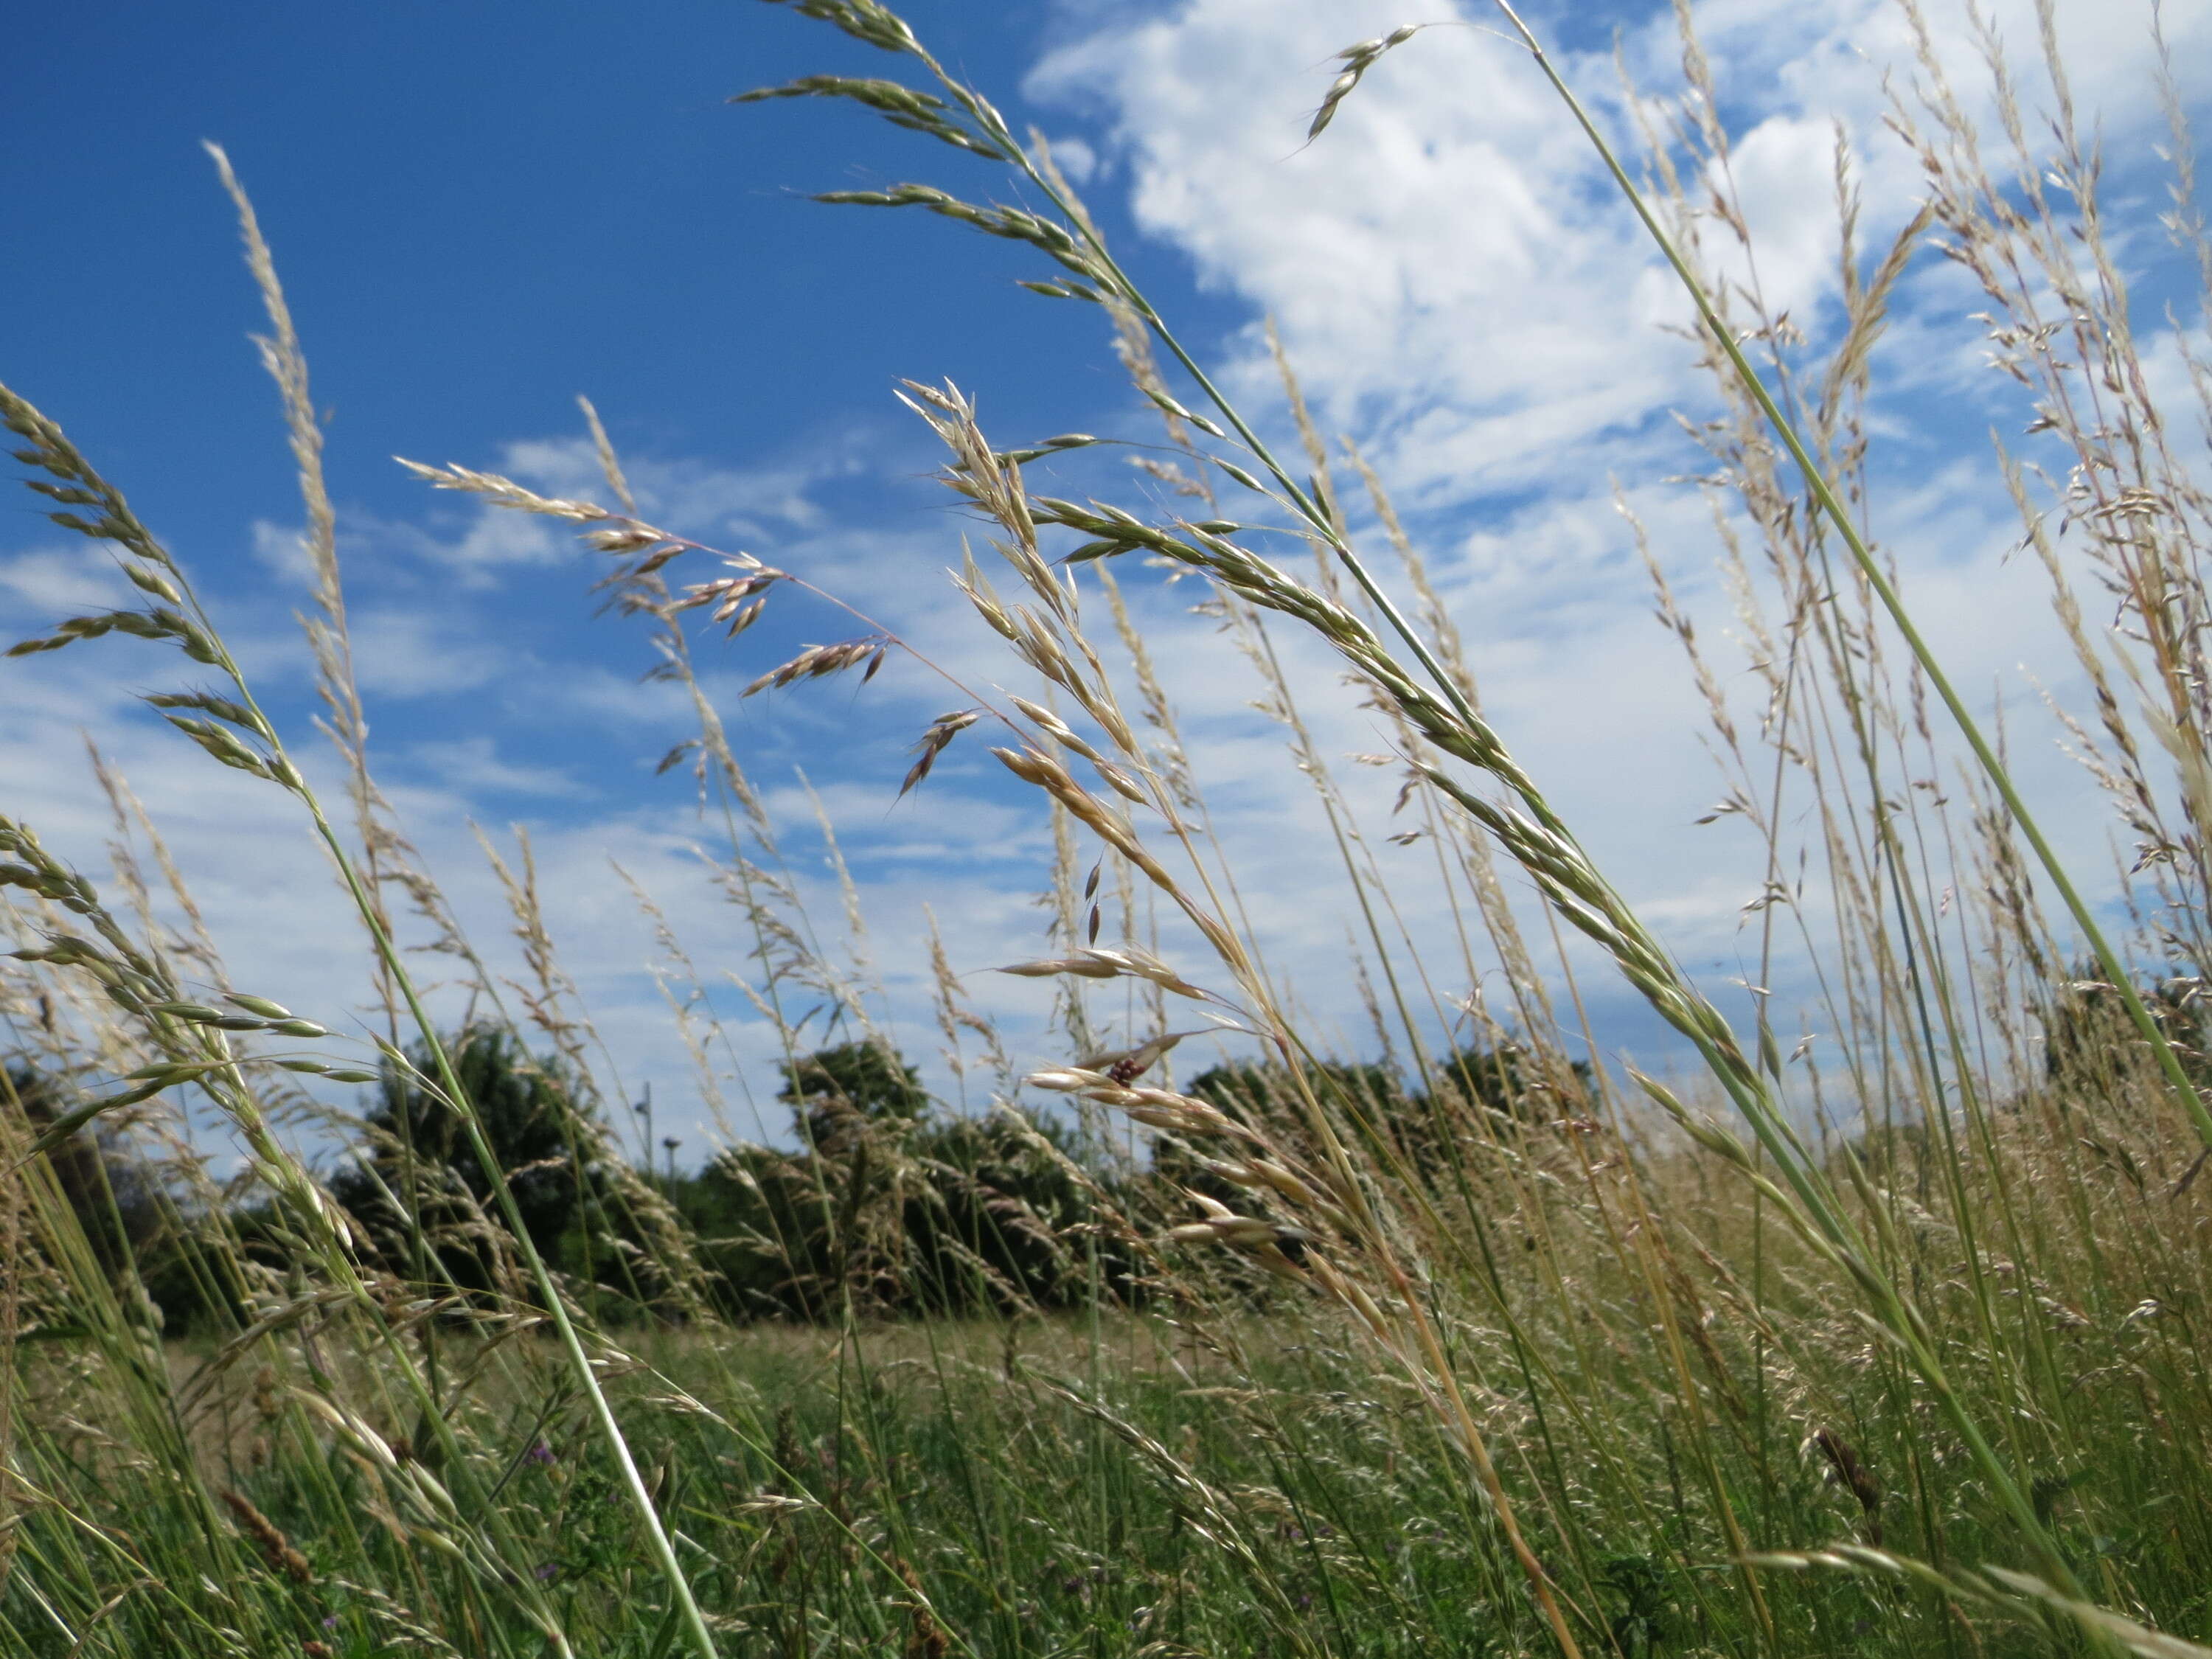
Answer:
(1490, 0, 2212, 1158)
(1020, 200, 1489, 759)
(201, 155, 722, 1648)
(884, 142, 2093, 1630)
(282, 731, 723, 1659)
(790, 14, 1499, 771)
(1440, 5, 2135, 1610)
(0, 375, 722, 1659)
(900, 99, 2103, 1625)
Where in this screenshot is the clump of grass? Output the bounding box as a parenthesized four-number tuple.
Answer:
(4, 2, 2212, 1658)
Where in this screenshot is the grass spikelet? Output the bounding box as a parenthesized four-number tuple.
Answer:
(1306, 24, 1427, 144)
(220, 1489, 313, 1585)
(900, 708, 981, 798)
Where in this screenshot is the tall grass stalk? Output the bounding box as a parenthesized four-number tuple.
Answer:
(1485, 0, 2212, 1157)
(1, 151, 722, 1659)
(743, 0, 2129, 1614)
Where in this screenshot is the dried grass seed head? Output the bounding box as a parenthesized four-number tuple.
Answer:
(394, 458, 609, 522)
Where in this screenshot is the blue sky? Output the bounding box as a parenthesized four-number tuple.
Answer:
(4, 0, 2208, 1166)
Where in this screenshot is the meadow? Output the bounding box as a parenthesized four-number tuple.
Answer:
(5, 1, 2212, 1655)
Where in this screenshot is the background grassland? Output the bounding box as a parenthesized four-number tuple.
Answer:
(5, 1, 2212, 1656)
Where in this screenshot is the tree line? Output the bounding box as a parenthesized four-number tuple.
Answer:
(6, 1024, 1608, 1334)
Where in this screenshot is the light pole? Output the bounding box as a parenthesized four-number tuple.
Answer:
(632, 1081, 653, 1169)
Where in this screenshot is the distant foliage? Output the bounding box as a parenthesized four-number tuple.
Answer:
(1425, 1044, 1594, 1124)
(0, 1056, 237, 1332)
(676, 1041, 1135, 1321)
(2042, 969, 2211, 1093)
(3, 1059, 164, 1278)
(779, 1039, 931, 1147)
(330, 1025, 596, 1303)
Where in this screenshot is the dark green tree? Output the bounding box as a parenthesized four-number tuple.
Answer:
(668, 1042, 934, 1320)
(1422, 1043, 1593, 1124)
(0, 1055, 241, 1331)
(683, 1043, 1135, 1320)
(3, 1060, 152, 1278)
(902, 1106, 1135, 1312)
(1183, 1060, 1401, 1119)
(778, 1040, 928, 1149)
(2041, 967, 2210, 1092)
(330, 1026, 592, 1300)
